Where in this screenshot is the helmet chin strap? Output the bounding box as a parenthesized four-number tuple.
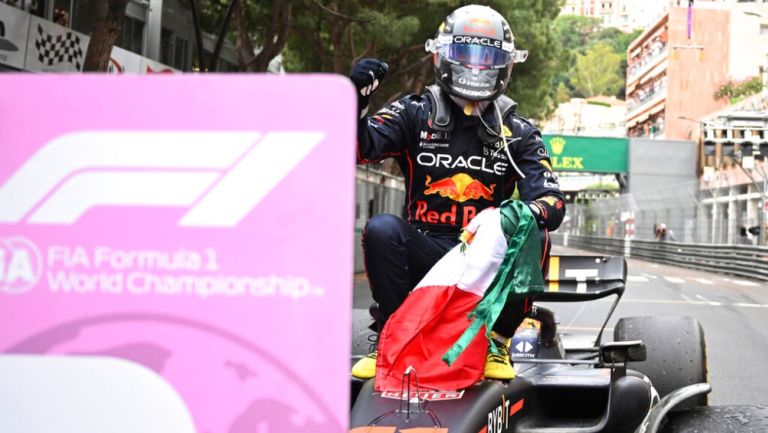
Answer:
(449, 95, 490, 116)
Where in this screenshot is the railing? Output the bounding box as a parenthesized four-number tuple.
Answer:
(626, 83, 667, 116)
(551, 233, 768, 282)
(628, 44, 668, 82)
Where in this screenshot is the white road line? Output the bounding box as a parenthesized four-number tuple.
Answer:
(663, 276, 685, 284)
(628, 275, 650, 283)
(564, 302, 588, 330)
(696, 294, 722, 306)
(732, 280, 760, 287)
(640, 273, 658, 279)
(694, 278, 714, 285)
(621, 299, 708, 304)
(600, 299, 768, 308)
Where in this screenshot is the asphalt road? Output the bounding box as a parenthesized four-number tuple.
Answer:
(352, 244, 768, 406)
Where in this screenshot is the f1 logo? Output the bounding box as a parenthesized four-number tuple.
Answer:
(0, 131, 323, 227)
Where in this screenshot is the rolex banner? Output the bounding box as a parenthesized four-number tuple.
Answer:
(542, 135, 628, 174)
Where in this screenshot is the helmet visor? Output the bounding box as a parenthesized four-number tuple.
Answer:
(439, 43, 511, 68)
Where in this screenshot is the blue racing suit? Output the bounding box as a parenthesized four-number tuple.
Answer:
(358, 90, 565, 336)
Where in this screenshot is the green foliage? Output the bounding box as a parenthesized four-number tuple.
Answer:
(713, 76, 764, 103)
(197, 0, 563, 120)
(569, 42, 624, 98)
(553, 15, 600, 52)
(555, 82, 570, 104)
(552, 14, 642, 100)
(488, 0, 563, 120)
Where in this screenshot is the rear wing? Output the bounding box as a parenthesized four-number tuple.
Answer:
(539, 255, 627, 302)
(538, 255, 627, 345)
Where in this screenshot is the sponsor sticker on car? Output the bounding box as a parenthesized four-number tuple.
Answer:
(380, 390, 464, 401)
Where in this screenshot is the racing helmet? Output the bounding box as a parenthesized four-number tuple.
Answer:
(425, 5, 528, 101)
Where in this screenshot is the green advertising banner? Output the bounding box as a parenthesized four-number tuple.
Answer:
(542, 135, 628, 173)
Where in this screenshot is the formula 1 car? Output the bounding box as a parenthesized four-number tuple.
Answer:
(350, 255, 710, 433)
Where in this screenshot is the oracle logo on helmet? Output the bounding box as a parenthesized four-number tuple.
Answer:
(426, 4, 527, 102)
(452, 35, 502, 49)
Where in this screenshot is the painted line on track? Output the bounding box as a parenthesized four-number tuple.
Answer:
(732, 280, 760, 287)
(695, 294, 722, 306)
(628, 275, 650, 283)
(663, 276, 685, 284)
(694, 278, 714, 285)
(618, 298, 768, 308)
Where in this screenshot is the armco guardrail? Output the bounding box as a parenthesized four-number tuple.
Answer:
(551, 233, 768, 282)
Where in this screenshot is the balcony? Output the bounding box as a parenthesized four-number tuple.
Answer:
(628, 43, 668, 82)
(626, 82, 667, 119)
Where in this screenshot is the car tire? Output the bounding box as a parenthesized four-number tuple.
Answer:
(614, 316, 708, 410)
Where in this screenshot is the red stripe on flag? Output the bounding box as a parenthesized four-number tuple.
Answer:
(376, 285, 488, 392)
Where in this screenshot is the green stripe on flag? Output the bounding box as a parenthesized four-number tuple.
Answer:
(443, 200, 545, 366)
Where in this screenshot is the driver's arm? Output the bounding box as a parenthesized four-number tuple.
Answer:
(357, 96, 418, 164)
(513, 127, 566, 231)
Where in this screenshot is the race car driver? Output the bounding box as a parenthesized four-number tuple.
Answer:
(350, 4, 565, 381)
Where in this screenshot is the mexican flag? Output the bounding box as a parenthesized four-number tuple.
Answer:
(375, 200, 544, 392)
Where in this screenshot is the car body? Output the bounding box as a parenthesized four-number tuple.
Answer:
(350, 255, 710, 433)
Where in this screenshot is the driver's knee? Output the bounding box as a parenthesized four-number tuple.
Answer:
(362, 214, 406, 250)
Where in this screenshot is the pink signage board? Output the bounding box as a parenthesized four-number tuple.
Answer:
(0, 74, 356, 433)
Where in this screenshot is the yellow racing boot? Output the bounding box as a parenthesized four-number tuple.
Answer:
(484, 332, 517, 380)
(351, 350, 377, 379)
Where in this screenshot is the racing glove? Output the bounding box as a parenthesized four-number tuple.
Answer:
(350, 58, 389, 118)
(527, 196, 566, 231)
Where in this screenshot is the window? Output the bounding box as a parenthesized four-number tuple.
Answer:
(174, 37, 188, 70)
(9, 0, 47, 17)
(53, 0, 73, 27)
(161, 29, 189, 70)
(72, 0, 115, 33)
(115, 16, 144, 54)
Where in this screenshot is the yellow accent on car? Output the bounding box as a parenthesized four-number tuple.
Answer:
(548, 256, 559, 292)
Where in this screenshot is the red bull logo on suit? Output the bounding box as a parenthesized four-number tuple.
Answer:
(415, 173, 496, 227)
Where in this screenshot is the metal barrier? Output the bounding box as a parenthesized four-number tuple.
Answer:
(552, 233, 768, 282)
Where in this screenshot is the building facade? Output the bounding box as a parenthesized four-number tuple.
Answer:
(697, 93, 768, 245)
(560, 0, 671, 32)
(0, 0, 243, 73)
(625, 3, 768, 141)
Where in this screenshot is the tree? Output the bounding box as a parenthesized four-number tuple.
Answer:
(569, 42, 623, 97)
(553, 15, 600, 52)
(195, 0, 563, 119)
(551, 15, 600, 100)
(555, 82, 570, 104)
(490, 0, 563, 121)
(280, 0, 563, 121)
(82, 0, 129, 71)
(233, 0, 291, 71)
(552, 14, 642, 100)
